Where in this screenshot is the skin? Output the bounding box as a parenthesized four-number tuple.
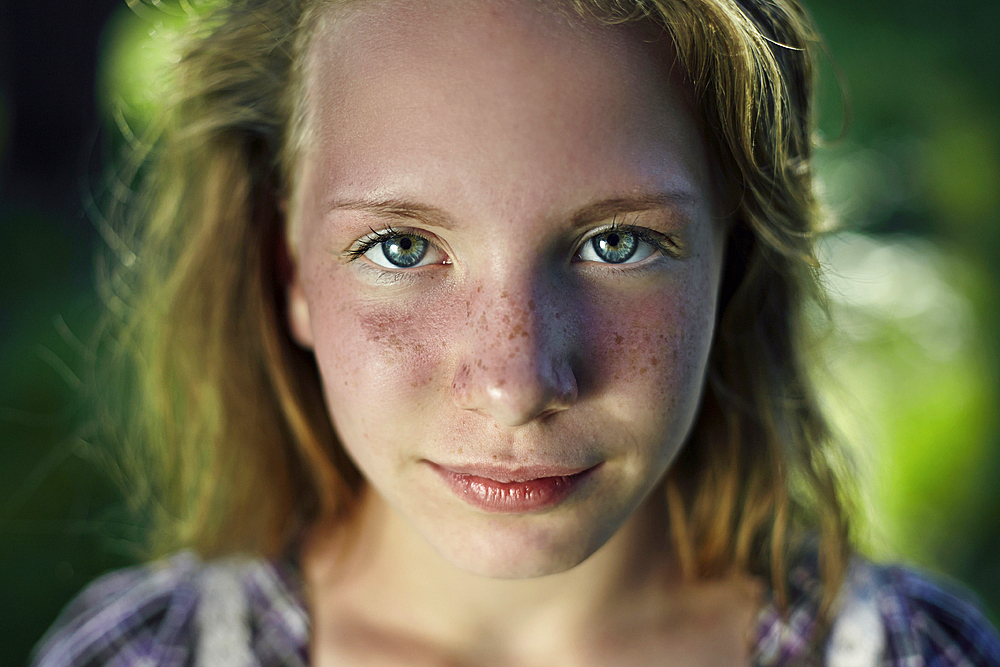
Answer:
(286, 0, 760, 663)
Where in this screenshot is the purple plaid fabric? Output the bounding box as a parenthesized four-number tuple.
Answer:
(32, 552, 1000, 666)
(31, 553, 308, 667)
(753, 559, 1000, 666)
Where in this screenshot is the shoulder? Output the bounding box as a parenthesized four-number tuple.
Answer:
(827, 559, 1000, 666)
(31, 551, 309, 667)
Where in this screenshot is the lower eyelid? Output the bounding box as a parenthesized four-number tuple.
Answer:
(355, 259, 419, 284)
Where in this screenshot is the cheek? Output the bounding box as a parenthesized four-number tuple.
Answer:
(585, 272, 717, 411)
(302, 276, 454, 446)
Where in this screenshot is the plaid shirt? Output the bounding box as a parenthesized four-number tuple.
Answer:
(32, 552, 1000, 666)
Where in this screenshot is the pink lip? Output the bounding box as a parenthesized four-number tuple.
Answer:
(428, 462, 598, 514)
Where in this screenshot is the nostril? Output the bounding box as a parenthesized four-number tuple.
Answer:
(451, 350, 578, 427)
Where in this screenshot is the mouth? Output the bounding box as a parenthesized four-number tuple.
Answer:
(427, 462, 600, 514)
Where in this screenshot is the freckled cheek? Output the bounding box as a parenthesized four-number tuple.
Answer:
(318, 317, 442, 402)
(306, 303, 453, 471)
(587, 284, 716, 407)
(303, 286, 455, 415)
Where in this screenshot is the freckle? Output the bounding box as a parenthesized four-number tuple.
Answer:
(497, 379, 506, 387)
(614, 334, 624, 345)
(458, 447, 464, 454)
(501, 290, 508, 299)
(554, 312, 561, 319)
(492, 454, 498, 460)
(502, 314, 510, 324)
(640, 367, 648, 375)
(477, 285, 482, 293)
(613, 373, 620, 380)
(651, 357, 659, 366)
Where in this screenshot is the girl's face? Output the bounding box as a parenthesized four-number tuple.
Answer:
(287, 0, 726, 578)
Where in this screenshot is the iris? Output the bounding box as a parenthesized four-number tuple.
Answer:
(591, 230, 638, 263)
(382, 235, 429, 267)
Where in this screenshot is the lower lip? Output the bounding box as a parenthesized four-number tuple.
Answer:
(431, 465, 597, 514)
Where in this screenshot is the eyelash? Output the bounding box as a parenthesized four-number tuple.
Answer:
(345, 225, 411, 262)
(343, 220, 682, 266)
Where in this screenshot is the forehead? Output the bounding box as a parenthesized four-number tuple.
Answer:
(309, 0, 658, 80)
(296, 0, 709, 222)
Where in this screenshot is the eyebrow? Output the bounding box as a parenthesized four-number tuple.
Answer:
(325, 191, 698, 229)
(327, 196, 456, 228)
(568, 192, 698, 228)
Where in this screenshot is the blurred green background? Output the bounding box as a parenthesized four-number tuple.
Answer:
(1, 0, 998, 664)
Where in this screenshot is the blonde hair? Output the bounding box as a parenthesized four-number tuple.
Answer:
(104, 0, 852, 633)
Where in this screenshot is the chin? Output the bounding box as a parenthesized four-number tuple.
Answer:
(424, 512, 617, 580)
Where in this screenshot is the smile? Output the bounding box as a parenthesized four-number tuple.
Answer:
(428, 462, 599, 514)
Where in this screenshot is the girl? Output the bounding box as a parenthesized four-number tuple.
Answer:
(33, 0, 1000, 664)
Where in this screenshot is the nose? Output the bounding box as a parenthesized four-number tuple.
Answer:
(451, 283, 578, 427)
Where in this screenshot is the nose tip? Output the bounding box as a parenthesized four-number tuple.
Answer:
(451, 287, 578, 427)
(452, 357, 578, 427)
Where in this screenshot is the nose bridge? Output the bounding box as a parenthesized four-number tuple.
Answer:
(452, 268, 577, 427)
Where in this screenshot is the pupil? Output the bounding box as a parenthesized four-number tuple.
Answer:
(607, 233, 620, 247)
(399, 237, 412, 251)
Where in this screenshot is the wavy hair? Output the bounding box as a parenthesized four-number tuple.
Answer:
(103, 0, 853, 630)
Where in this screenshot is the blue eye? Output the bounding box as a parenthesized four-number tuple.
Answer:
(577, 228, 658, 264)
(373, 234, 429, 267)
(348, 229, 447, 269)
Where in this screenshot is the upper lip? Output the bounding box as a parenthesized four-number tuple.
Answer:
(426, 461, 598, 483)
